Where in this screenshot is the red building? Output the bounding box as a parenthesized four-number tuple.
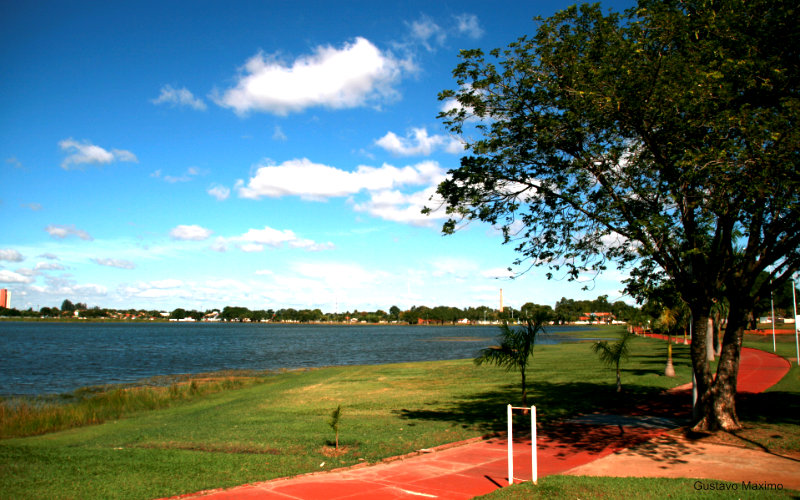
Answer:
(0, 289, 10, 309)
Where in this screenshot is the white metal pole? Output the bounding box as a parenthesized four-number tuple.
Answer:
(771, 287, 776, 352)
(793, 280, 799, 366)
(531, 406, 538, 484)
(507, 404, 513, 485)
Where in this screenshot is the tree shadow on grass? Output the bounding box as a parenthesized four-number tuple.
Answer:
(395, 380, 702, 465)
(736, 391, 800, 426)
(395, 380, 692, 445)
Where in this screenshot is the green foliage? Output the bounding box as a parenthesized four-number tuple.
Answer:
(475, 313, 548, 406)
(592, 330, 635, 392)
(328, 405, 342, 449)
(433, 0, 800, 431)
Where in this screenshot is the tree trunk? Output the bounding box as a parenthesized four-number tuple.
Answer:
(690, 311, 714, 429)
(692, 308, 746, 432)
(615, 360, 622, 392)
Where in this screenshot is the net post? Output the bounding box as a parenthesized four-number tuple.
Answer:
(531, 405, 537, 484)
(507, 404, 513, 485)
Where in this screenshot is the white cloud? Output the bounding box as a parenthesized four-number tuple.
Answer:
(45, 224, 93, 241)
(215, 37, 409, 115)
(0, 270, 34, 283)
(289, 239, 336, 252)
(408, 15, 446, 51)
(272, 126, 287, 141)
(169, 224, 213, 241)
(153, 166, 206, 184)
(224, 226, 335, 253)
(6, 156, 23, 169)
(74, 283, 108, 296)
(15, 268, 37, 277)
(92, 258, 136, 269)
(292, 261, 383, 288)
(210, 237, 228, 252)
(238, 243, 265, 253)
(149, 279, 184, 289)
(35, 262, 65, 271)
(238, 226, 299, 247)
(59, 139, 138, 170)
(207, 184, 231, 201)
(152, 85, 207, 110)
(455, 14, 484, 39)
(352, 185, 447, 227)
(0, 249, 24, 262)
(237, 158, 445, 201)
(375, 128, 463, 156)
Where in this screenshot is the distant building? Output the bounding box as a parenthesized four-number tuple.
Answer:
(578, 311, 615, 324)
(0, 289, 10, 309)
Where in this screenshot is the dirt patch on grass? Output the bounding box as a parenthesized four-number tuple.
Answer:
(320, 445, 353, 457)
(137, 441, 282, 455)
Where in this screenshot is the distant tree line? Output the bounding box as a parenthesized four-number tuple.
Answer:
(0, 295, 636, 324)
(1, 290, 794, 325)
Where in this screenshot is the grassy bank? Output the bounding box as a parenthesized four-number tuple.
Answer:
(0, 328, 794, 499)
(0, 372, 273, 439)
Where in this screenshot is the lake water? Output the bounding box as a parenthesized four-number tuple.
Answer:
(0, 321, 599, 396)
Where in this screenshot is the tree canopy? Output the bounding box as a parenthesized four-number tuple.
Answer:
(432, 0, 799, 430)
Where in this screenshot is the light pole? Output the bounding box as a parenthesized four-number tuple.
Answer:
(771, 283, 776, 352)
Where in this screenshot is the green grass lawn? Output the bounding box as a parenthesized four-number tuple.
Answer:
(477, 475, 798, 499)
(0, 326, 795, 500)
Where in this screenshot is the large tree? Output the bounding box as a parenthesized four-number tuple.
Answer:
(430, 0, 799, 431)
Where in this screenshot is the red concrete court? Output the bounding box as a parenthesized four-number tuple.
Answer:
(169, 347, 789, 500)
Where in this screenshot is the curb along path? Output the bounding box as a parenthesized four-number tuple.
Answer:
(169, 347, 791, 500)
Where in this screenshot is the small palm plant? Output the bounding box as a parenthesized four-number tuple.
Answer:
(474, 312, 548, 407)
(328, 405, 342, 450)
(592, 330, 635, 392)
(659, 307, 678, 377)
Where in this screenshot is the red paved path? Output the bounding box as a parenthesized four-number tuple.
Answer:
(169, 347, 789, 500)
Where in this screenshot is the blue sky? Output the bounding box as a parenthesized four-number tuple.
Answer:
(1, 0, 635, 312)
